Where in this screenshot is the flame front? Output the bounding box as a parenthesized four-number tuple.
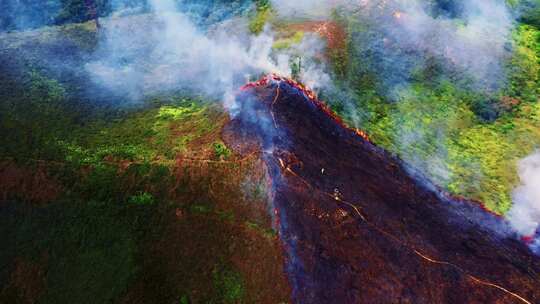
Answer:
(241, 74, 372, 143)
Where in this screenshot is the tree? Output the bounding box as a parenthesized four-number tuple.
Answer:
(84, 0, 101, 29)
(56, 0, 110, 27)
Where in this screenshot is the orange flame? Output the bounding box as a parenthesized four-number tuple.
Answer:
(241, 74, 372, 143)
(441, 191, 503, 219)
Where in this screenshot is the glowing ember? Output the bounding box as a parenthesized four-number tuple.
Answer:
(522, 235, 535, 244)
(286, 21, 347, 54)
(446, 192, 504, 219)
(355, 129, 370, 142)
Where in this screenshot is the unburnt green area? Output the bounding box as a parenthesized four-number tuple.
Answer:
(0, 196, 260, 303)
(0, 50, 288, 302)
(248, 0, 273, 34)
(325, 20, 540, 214)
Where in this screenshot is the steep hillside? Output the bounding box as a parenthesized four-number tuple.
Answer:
(0, 1, 539, 303)
(0, 20, 292, 303)
(226, 75, 540, 303)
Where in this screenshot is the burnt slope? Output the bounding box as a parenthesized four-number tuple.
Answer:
(224, 76, 540, 304)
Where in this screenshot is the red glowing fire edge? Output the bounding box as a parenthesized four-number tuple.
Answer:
(240, 74, 508, 222)
(241, 74, 371, 143)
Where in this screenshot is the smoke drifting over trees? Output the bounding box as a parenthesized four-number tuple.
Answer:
(2, 0, 539, 245)
(508, 152, 540, 237)
(86, 0, 329, 108)
(271, 0, 514, 90)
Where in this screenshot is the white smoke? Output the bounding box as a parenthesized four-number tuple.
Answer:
(271, 0, 513, 89)
(271, 0, 515, 201)
(86, 0, 330, 109)
(269, 0, 354, 19)
(388, 0, 512, 89)
(507, 151, 540, 237)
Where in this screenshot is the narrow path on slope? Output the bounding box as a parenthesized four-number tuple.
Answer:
(273, 149, 532, 304)
(263, 83, 533, 304)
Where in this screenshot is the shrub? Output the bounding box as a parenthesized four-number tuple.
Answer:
(212, 268, 245, 303)
(249, 0, 272, 34)
(128, 191, 154, 205)
(213, 142, 231, 159)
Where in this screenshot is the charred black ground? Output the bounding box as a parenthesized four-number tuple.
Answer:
(224, 78, 540, 304)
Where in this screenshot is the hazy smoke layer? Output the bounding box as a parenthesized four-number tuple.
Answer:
(507, 152, 540, 237)
(86, 0, 329, 108)
(272, 0, 513, 90)
(272, 0, 515, 203)
(269, 0, 352, 19)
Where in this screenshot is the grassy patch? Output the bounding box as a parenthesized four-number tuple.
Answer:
(246, 221, 277, 239)
(0, 200, 149, 303)
(249, 0, 273, 34)
(272, 31, 304, 50)
(213, 142, 232, 159)
(212, 267, 245, 304)
(128, 191, 155, 206)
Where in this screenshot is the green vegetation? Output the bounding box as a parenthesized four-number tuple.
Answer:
(55, 0, 108, 25)
(0, 70, 75, 161)
(1, 0, 145, 31)
(517, 0, 540, 28)
(328, 17, 540, 214)
(507, 25, 540, 102)
(51, 97, 220, 167)
(0, 50, 268, 302)
(249, 0, 272, 34)
(128, 191, 155, 205)
(246, 221, 277, 239)
(273, 31, 304, 50)
(0, 200, 144, 303)
(213, 141, 232, 159)
(212, 268, 245, 303)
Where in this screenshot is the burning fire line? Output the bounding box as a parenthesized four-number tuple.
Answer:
(241, 74, 514, 236)
(444, 191, 504, 219)
(241, 74, 372, 143)
(240, 75, 533, 302)
(274, 156, 532, 304)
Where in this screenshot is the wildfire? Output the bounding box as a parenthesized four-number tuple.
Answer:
(444, 192, 503, 219)
(241, 74, 372, 144)
(355, 129, 371, 142)
(238, 74, 532, 304)
(393, 11, 403, 19)
(522, 235, 535, 244)
(275, 154, 532, 304)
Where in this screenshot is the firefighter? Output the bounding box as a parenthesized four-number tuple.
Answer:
(333, 188, 342, 201)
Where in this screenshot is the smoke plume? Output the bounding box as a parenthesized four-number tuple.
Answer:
(272, 0, 514, 90)
(86, 0, 330, 109)
(269, 0, 352, 19)
(507, 152, 540, 237)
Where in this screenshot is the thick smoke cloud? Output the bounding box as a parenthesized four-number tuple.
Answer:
(387, 0, 512, 90)
(269, 0, 351, 19)
(507, 152, 540, 237)
(272, 0, 515, 197)
(272, 0, 513, 90)
(0, 1, 63, 31)
(0, 0, 146, 32)
(86, 0, 329, 109)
